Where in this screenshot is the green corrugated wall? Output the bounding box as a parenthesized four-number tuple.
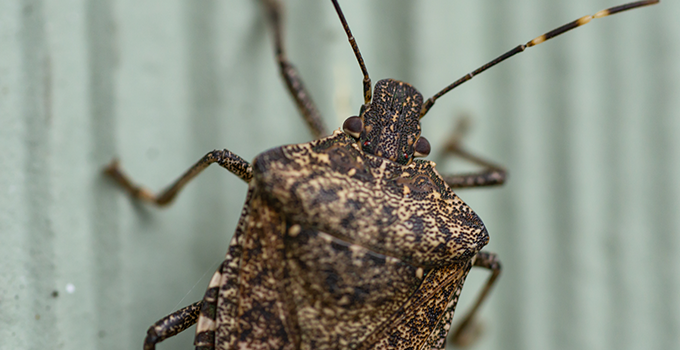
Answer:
(1, 1, 678, 349)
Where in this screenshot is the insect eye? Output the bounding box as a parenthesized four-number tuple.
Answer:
(342, 116, 363, 138)
(414, 137, 431, 157)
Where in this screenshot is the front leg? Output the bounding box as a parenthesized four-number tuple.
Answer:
(437, 117, 507, 189)
(104, 149, 252, 206)
(261, 0, 328, 139)
(439, 146, 507, 189)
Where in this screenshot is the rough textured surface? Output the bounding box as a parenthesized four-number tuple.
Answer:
(145, 301, 203, 349)
(256, 131, 488, 267)
(360, 79, 423, 164)
(194, 131, 487, 349)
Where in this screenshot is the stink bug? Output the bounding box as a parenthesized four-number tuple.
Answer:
(104, 0, 660, 349)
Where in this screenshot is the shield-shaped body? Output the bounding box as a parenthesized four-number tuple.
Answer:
(195, 131, 489, 349)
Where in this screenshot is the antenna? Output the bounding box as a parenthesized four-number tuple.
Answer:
(419, 0, 659, 118)
(331, 0, 373, 107)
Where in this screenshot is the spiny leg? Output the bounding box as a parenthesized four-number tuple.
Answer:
(420, 0, 659, 117)
(450, 251, 502, 347)
(104, 149, 252, 206)
(261, 0, 328, 139)
(437, 117, 507, 189)
(143, 301, 202, 350)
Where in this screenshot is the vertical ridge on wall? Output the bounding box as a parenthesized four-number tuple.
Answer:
(86, 0, 128, 348)
(660, 2, 680, 344)
(19, 1, 58, 349)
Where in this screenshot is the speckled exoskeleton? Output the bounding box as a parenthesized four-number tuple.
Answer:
(104, 0, 659, 349)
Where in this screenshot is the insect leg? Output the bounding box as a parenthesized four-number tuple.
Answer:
(104, 149, 252, 206)
(450, 251, 502, 347)
(437, 117, 507, 189)
(143, 301, 202, 350)
(260, 0, 328, 139)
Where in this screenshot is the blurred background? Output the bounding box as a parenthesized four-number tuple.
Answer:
(1, 0, 678, 349)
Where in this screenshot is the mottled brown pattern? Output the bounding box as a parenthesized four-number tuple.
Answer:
(365, 263, 470, 349)
(255, 131, 489, 268)
(283, 228, 422, 348)
(360, 80, 423, 164)
(194, 131, 489, 349)
(106, 0, 658, 348)
(143, 301, 202, 350)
